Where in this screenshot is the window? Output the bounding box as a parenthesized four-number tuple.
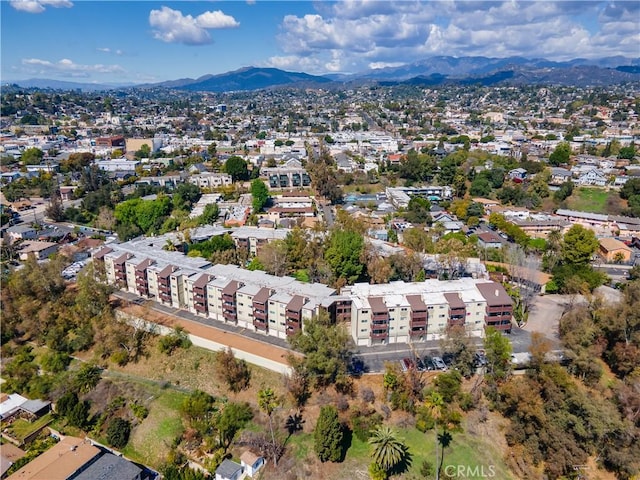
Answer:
(361, 319, 367, 323)
(362, 310, 368, 314)
(401, 307, 407, 312)
(269, 319, 275, 323)
(361, 328, 367, 333)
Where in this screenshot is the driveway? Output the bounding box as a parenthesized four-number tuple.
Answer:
(523, 294, 572, 347)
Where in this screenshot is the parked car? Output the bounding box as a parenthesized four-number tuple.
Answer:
(349, 357, 365, 376)
(432, 356, 448, 371)
(400, 357, 415, 372)
(442, 352, 456, 368)
(415, 357, 428, 372)
(474, 349, 488, 368)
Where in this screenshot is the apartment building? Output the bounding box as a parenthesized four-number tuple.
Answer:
(188, 172, 233, 188)
(230, 226, 289, 256)
(343, 279, 513, 346)
(94, 236, 512, 345)
(261, 159, 311, 188)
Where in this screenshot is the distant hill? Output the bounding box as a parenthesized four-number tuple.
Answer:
(156, 67, 334, 92)
(2, 78, 134, 91)
(7, 56, 640, 92)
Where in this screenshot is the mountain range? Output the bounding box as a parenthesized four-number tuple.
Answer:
(5, 55, 640, 92)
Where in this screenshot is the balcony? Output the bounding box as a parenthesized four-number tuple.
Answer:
(410, 318, 427, 328)
(370, 329, 388, 339)
(286, 318, 301, 328)
(410, 326, 427, 336)
(253, 310, 267, 321)
(253, 318, 268, 330)
(286, 325, 301, 336)
(486, 305, 511, 314)
(223, 311, 237, 321)
(372, 312, 388, 321)
(194, 303, 207, 313)
(286, 310, 301, 321)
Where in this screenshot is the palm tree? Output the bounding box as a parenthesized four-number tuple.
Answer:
(424, 391, 444, 480)
(258, 387, 280, 466)
(368, 425, 407, 474)
(437, 430, 453, 475)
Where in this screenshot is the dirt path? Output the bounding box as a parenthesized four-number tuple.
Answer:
(122, 304, 298, 366)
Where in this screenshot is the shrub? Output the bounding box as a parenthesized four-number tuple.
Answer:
(106, 417, 131, 449)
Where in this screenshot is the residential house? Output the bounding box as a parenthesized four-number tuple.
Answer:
(0, 444, 25, 477)
(508, 168, 527, 182)
(598, 237, 633, 263)
(576, 169, 607, 187)
(240, 451, 265, 478)
(476, 231, 505, 249)
(550, 167, 572, 185)
(72, 452, 143, 480)
(6, 436, 101, 480)
(215, 459, 244, 480)
(17, 241, 59, 261)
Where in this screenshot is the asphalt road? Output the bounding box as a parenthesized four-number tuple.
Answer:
(115, 291, 535, 374)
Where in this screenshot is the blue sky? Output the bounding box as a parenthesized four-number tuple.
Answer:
(1, 1, 639, 84)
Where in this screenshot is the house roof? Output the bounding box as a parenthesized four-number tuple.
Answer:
(72, 453, 143, 480)
(367, 296, 387, 313)
(476, 231, 504, 244)
(599, 237, 632, 252)
(406, 294, 427, 311)
(216, 459, 243, 478)
(240, 450, 262, 467)
(444, 292, 466, 309)
(476, 282, 513, 307)
(6, 436, 100, 480)
(19, 399, 50, 414)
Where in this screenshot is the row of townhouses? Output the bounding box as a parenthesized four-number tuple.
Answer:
(93, 239, 513, 346)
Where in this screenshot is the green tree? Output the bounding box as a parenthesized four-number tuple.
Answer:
(250, 179, 269, 213)
(106, 418, 131, 449)
(73, 363, 101, 393)
(562, 224, 599, 266)
(325, 229, 365, 284)
(549, 142, 571, 166)
(405, 196, 432, 224)
(314, 405, 343, 462)
(216, 402, 253, 450)
(21, 147, 44, 165)
(483, 327, 513, 383)
(368, 425, 408, 474)
(224, 156, 249, 181)
(424, 391, 444, 480)
(288, 313, 351, 391)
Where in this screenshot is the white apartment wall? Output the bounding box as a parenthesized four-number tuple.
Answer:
(236, 291, 255, 329)
(207, 286, 224, 322)
(267, 300, 288, 339)
(125, 262, 137, 294)
(147, 270, 159, 299)
(104, 258, 116, 284)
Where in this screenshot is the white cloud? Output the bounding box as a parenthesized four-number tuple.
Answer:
(196, 10, 240, 29)
(21, 58, 125, 78)
(149, 6, 239, 46)
(273, 0, 640, 74)
(9, 0, 72, 14)
(97, 47, 124, 56)
(369, 62, 406, 70)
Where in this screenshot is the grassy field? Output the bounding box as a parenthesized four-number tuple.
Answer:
(566, 187, 612, 214)
(283, 421, 515, 480)
(122, 389, 186, 468)
(4, 413, 54, 443)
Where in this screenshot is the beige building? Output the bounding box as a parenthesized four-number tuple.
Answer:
(343, 279, 513, 346)
(598, 237, 633, 263)
(94, 234, 511, 346)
